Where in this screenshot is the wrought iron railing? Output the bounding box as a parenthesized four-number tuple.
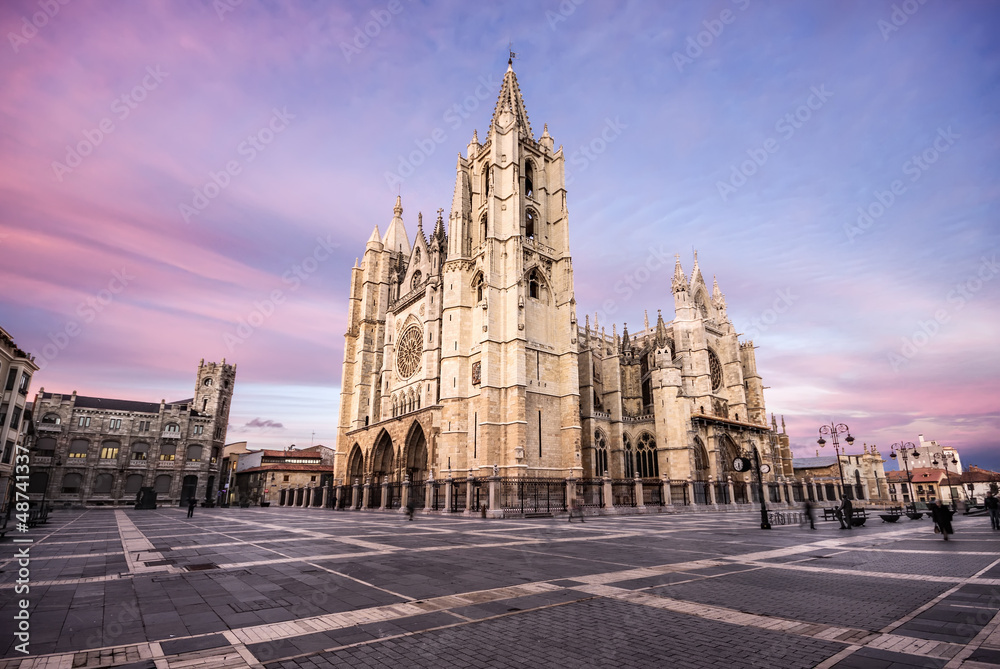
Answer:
(642, 479, 664, 506)
(611, 479, 636, 507)
(576, 479, 604, 507)
(499, 477, 566, 514)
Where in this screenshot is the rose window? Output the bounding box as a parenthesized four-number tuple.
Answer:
(395, 326, 423, 379)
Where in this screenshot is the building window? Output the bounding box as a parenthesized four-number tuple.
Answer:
(524, 161, 533, 198)
(159, 444, 176, 461)
(283, 474, 290, 482)
(61, 473, 83, 494)
(210, 447, 219, 464)
(35, 437, 56, 457)
(5, 369, 17, 391)
(525, 209, 536, 239)
(528, 270, 539, 299)
(93, 473, 113, 494)
(1, 441, 12, 464)
(595, 430, 608, 477)
(10, 406, 22, 430)
(411, 270, 422, 290)
(109, 418, 122, 430)
(635, 432, 659, 478)
(154, 474, 171, 494)
(17, 373, 30, 395)
(131, 443, 149, 460)
(138, 420, 150, 432)
(99, 441, 120, 459)
(311, 475, 316, 482)
(78, 416, 91, 428)
(164, 423, 180, 434)
(41, 414, 61, 424)
(623, 434, 634, 479)
(124, 474, 143, 494)
(68, 439, 89, 458)
(203, 378, 213, 387)
(186, 445, 202, 462)
(474, 273, 484, 302)
(193, 425, 204, 435)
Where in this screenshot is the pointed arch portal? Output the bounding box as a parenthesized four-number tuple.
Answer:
(405, 422, 428, 484)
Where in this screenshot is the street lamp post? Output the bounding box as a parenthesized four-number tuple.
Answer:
(889, 441, 917, 510)
(817, 423, 855, 501)
(931, 452, 959, 510)
(748, 440, 771, 530)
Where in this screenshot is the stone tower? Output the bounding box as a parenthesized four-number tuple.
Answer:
(437, 59, 582, 477)
(193, 359, 236, 442)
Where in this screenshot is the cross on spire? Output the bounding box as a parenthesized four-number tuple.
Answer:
(508, 41, 517, 65)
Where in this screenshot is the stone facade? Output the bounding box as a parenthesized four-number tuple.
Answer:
(792, 443, 888, 503)
(28, 359, 235, 507)
(0, 326, 39, 508)
(334, 63, 787, 493)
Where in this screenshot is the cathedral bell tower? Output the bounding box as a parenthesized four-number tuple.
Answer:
(439, 59, 581, 476)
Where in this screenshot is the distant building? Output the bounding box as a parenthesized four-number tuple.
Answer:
(0, 326, 39, 509)
(886, 468, 953, 506)
(220, 441, 250, 506)
(233, 445, 335, 506)
(28, 359, 235, 507)
(792, 443, 888, 502)
(957, 465, 1000, 505)
(905, 435, 962, 473)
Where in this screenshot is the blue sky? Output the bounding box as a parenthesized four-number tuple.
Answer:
(1, 0, 998, 468)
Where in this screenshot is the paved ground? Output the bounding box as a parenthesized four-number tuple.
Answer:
(2, 507, 1000, 668)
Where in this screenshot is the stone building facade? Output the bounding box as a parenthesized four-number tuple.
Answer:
(334, 63, 788, 496)
(28, 359, 235, 507)
(0, 326, 39, 509)
(792, 443, 888, 503)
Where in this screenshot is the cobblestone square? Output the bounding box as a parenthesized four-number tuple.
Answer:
(2, 508, 1000, 668)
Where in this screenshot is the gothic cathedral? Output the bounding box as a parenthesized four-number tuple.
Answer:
(335, 63, 790, 489)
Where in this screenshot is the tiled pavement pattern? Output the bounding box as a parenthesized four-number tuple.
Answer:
(1, 509, 999, 668)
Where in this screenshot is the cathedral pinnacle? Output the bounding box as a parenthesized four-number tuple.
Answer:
(671, 255, 687, 293)
(690, 249, 703, 287)
(643, 310, 650, 330)
(711, 275, 727, 308)
(488, 60, 533, 140)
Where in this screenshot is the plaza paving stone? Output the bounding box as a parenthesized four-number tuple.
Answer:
(0, 508, 998, 668)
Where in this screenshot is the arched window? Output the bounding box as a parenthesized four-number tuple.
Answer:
(68, 439, 89, 459)
(164, 423, 180, 434)
(99, 441, 119, 459)
(528, 270, 540, 299)
(708, 349, 723, 392)
(623, 434, 635, 479)
(124, 474, 143, 494)
(41, 413, 61, 424)
(474, 273, 484, 302)
(131, 442, 149, 461)
(35, 437, 56, 457)
(411, 270, 422, 290)
(93, 473, 113, 494)
(414, 247, 421, 263)
(159, 443, 176, 461)
(524, 161, 533, 198)
(595, 430, 608, 477)
(61, 473, 82, 494)
(480, 213, 488, 244)
(525, 209, 536, 239)
(203, 378, 213, 387)
(154, 474, 172, 494)
(636, 432, 659, 478)
(483, 165, 490, 198)
(186, 445, 202, 462)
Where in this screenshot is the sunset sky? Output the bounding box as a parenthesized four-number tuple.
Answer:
(1, 1, 998, 469)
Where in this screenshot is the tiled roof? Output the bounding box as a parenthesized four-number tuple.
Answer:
(793, 456, 838, 469)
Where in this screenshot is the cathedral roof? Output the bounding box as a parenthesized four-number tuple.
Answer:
(488, 61, 533, 140)
(381, 195, 411, 255)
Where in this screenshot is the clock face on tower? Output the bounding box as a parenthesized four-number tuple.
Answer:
(395, 325, 423, 379)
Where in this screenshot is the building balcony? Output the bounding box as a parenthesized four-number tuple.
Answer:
(161, 431, 181, 439)
(37, 424, 62, 433)
(31, 456, 52, 466)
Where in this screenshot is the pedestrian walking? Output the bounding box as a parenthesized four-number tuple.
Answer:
(568, 497, 584, 523)
(802, 499, 815, 530)
(404, 500, 415, 521)
(837, 496, 853, 530)
(929, 501, 954, 541)
(985, 491, 1000, 531)
(186, 496, 197, 518)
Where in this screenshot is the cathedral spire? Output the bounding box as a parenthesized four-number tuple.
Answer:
(643, 310, 650, 330)
(488, 60, 533, 140)
(382, 195, 411, 255)
(671, 254, 687, 293)
(690, 250, 704, 287)
(655, 309, 667, 345)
